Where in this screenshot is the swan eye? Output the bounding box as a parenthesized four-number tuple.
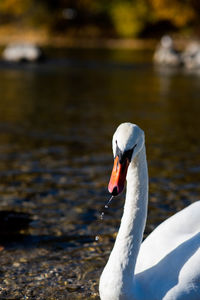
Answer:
(124, 146, 136, 162)
(115, 142, 136, 163)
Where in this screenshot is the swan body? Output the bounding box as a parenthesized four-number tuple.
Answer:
(99, 123, 200, 300)
(182, 42, 200, 69)
(2, 43, 43, 62)
(153, 36, 182, 67)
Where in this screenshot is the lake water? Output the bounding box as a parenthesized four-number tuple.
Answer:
(0, 48, 199, 299)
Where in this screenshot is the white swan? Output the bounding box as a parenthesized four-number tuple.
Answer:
(182, 42, 200, 69)
(153, 35, 182, 66)
(99, 122, 200, 300)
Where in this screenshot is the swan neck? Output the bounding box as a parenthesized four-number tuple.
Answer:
(99, 145, 148, 299)
(107, 147, 148, 267)
(117, 146, 148, 273)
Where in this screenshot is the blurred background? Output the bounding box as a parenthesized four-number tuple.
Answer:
(0, 1, 200, 300)
(0, 0, 200, 44)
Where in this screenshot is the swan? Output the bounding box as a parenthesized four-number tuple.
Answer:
(99, 122, 200, 300)
(153, 35, 182, 67)
(2, 42, 43, 62)
(182, 42, 200, 69)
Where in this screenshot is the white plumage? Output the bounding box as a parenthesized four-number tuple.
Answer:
(99, 122, 200, 300)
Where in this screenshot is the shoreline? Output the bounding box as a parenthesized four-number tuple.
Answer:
(0, 27, 194, 50)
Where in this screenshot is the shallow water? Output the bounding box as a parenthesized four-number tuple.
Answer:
(0, 48, 199, 299)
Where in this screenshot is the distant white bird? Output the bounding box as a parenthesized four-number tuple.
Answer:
(2, 43, 43, 62)
(154, 36, 182, 66)
(182, 42, 200, 69)
(99, 122, 200, 300)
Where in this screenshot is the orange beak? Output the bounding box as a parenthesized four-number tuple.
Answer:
(108, 156, 129, 196)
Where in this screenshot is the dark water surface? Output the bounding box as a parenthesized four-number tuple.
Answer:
(0, 48, 199, 299)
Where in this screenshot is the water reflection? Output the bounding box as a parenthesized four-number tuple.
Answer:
(0, 49, 199, 298)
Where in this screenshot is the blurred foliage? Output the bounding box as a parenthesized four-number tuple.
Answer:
(0, 0, 200, 37)
(0, 0, 31, 16)
(110, 1, 149, 37)
(150, 0, 196, 27)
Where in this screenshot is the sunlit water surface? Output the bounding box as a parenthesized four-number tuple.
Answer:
(0, 48, 199, 299)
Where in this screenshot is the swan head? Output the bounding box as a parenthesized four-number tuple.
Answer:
(160, 35, 173, 49)
(108, 122, 144, 196)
